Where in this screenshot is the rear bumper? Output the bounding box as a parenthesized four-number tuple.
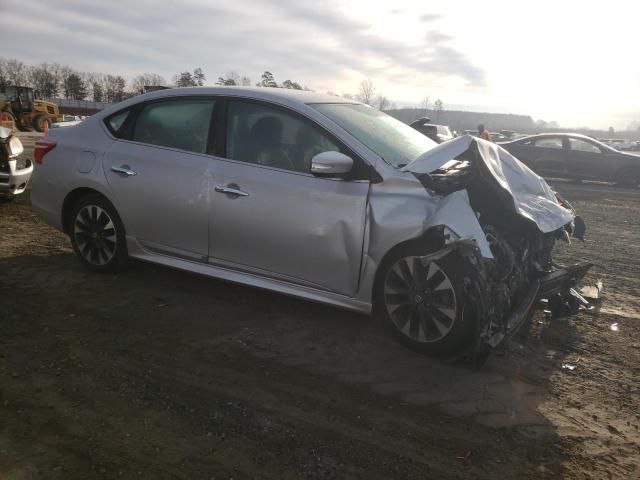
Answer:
(0, 158, 33, 196)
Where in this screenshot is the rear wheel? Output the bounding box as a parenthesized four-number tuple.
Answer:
(614, 167, 640, 188)
(32, 114, 51, 132)
(69, 194, 128, 273)
(375, 246, 475, 356)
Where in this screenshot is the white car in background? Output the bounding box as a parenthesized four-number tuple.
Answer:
(0, 126, 32, 202)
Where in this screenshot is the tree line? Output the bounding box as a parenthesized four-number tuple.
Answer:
(0, 58, 212, 103)
(0, 57, 442, 115)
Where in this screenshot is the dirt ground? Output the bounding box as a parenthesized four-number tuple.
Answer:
(1, 132, 639, 479)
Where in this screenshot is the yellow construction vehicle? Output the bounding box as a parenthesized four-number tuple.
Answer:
(0, 86, 64, 132)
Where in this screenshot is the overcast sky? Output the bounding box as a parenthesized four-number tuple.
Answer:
(1, 0, 638, 129)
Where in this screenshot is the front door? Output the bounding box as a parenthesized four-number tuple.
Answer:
(103, 97, 216, 261)
(208, 99, 370, 296)
(566, 137, 608, 180)
(529, 136, 568, 176)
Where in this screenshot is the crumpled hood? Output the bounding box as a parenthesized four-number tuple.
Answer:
(401, 135, 575, 233)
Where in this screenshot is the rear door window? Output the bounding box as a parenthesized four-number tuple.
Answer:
(132, 99, 215, 154)
(534, 137, 563, 149)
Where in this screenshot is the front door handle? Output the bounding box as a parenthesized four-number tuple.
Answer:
(214, 184, 249, 197)
(111, 165, 137, 176)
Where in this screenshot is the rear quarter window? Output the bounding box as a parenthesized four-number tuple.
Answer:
(105, 110, 131, 136)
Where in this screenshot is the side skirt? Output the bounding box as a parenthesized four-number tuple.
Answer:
(126, 239, 372, 315)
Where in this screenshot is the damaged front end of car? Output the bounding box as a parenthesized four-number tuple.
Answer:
(0, 126, 32, 202)
(401, 135, 593, 362)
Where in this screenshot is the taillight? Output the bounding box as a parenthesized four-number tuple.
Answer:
(34, 139, 57, 164)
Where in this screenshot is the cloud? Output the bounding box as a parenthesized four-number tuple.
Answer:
(0, 0, 486, 90)
(420, 13, 442, 22)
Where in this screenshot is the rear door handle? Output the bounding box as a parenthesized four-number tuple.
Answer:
(214, 184, 249, 197)
(111, 165, 137, 176)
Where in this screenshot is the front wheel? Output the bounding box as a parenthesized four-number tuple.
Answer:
(69, 194, 128, 273)
(375, 247, 475, 356)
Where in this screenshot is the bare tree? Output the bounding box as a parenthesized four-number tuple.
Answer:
(132, 73, 166, 93)
(240, 76, 251, 86)
(434, 99, 444, 122)
(3, 59, 29, 86)
(0, 58, 8, 89)
(421, 95, 430, 112)
(357, 79, 376, 105)
(376, 95, 390, 110)
(28, 62, 61, 98)
(193, 68, 205, 86)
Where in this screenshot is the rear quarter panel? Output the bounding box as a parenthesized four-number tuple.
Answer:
(30, 120, 115, 231)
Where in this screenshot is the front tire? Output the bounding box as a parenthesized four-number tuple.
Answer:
(32, 114, 51, 132)
(375, 246, 475, 356)
(69, 194, 128, 273)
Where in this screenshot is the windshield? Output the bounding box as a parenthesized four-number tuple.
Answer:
(312, 103, 437, 168)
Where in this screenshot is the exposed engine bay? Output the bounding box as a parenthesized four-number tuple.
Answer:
(405, 137, 592, 361)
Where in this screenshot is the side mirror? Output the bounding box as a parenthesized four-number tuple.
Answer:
(311, 151, 353, 177)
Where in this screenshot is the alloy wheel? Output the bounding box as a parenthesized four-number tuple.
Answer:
(383, 256, 457, 343)
(73, 205, 117, 266)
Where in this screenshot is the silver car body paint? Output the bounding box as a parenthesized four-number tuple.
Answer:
(31, 87, 574, 314)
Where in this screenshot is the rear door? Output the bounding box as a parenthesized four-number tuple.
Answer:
(207, 99, 370, 296)
(102, 97, 216, 261)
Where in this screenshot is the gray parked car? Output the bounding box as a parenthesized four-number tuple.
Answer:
(31, 87, 590, 359)
(501, 133, 640, 187)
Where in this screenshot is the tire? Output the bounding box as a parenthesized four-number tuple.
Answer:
(0, 194, 15, 204)
(69, 194, 128, 273)
(614, 167, 640, 188)
(374, 246, 476, 356)
(32, 114, 51, 133)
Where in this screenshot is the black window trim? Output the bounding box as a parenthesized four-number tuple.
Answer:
(102, 94, 377, 182)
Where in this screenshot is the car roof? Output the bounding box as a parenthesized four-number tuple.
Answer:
(139, 86, 354, 107)
(94, 86, 360, 120)
(520, 133, 600, 142)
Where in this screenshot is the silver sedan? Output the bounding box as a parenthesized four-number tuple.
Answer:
(31, 87, 590, 359)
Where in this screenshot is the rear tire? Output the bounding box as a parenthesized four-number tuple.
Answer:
(32, 114, 51, 133)
(374, 246, 476, 356)
(614, 167, 640, 188)
(69, 194, 128, 273)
